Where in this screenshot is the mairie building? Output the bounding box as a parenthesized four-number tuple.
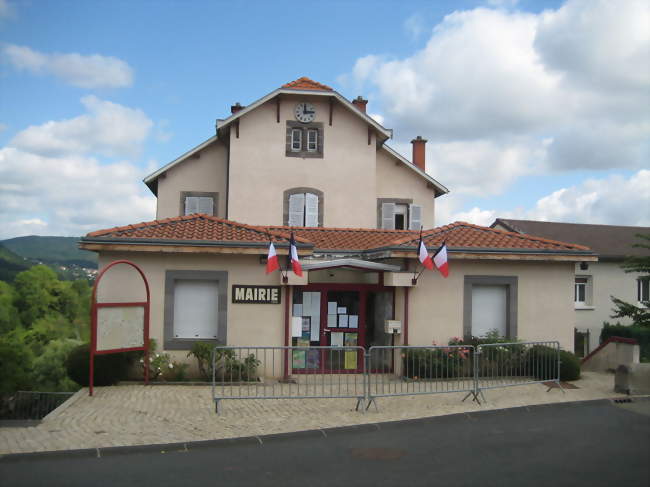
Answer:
(81, 77, 596, 374)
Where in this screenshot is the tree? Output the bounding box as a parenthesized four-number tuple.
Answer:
(610, 233, 650, 326)
(0, 281, 21, 333)
(13, 265, 59, 326)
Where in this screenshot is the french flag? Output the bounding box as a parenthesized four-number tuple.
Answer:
(265, 241, 280, 274)
(288, 233, 303, 277)
(433, 242, 449, 278)
(418, 237, 434, 271)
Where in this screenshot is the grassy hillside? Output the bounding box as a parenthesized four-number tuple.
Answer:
(2, 236, 97, 267)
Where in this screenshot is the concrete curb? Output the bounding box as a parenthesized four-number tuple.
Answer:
(0, 397, 627, 462)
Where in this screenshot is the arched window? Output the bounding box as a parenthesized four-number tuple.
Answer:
(283, 188, 324, 227)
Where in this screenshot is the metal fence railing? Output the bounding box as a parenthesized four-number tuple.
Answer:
(366, 345, 479, 409)
(476, 341, 563, 394)
(212, 341, 564, 414)
(211, 346, 367, 414)
(0, 391, 74, 420)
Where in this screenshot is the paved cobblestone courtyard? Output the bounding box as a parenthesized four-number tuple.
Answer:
(0, 372, 625, 455)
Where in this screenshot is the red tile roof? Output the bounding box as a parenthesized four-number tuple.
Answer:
(84, 215, 592, 255)
(282, 77, 333, 91)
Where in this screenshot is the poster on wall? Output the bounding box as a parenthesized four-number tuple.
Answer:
(339, 315, 348, 328)
(349, 315, 358, 328)
(330, 332, 344, 347)
(292, 350, 306, 368)
(292, 317, 303, 337)
(328, 302, 337, 314)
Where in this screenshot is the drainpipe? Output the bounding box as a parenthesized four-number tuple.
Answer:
(404, 287, 409, 346)
(283, 285, 291, 380)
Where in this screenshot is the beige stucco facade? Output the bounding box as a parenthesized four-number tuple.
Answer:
(574, 260, 640, 352)
(96, 251, 576, 367)
(152, 93, 439, 228)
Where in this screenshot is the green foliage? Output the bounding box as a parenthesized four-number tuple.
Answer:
(0, 281, 20, 333)
(65, 344, 131, 387)
(214, 349, 261, 382)
(402, 347, 471, 379)
(0, 335, 34, 394)
(13, 265, 60, 325)
(526, 346, 581, 381)
(187, 341, 214, 380)
(610, 296, 650, 327)
(0, 244, 31, 282)
(601, 322, 650, 362)
(32, 339, 82, 391)
(610, 233, 650, 327)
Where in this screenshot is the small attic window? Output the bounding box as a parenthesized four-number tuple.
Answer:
(180, 191, 218, 216)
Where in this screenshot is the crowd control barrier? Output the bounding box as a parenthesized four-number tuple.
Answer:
(211, 341, 564, 414)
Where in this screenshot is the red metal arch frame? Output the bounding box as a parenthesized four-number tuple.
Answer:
(90, 260, 150, 396)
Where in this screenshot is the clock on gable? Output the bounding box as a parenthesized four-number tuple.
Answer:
(294, 102, 316, 123)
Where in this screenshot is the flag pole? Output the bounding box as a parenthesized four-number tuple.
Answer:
(412, 226, 423, 284)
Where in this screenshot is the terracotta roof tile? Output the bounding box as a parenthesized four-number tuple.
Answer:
(393, 222, 591, 252)
(85, 217, 592, 255)
(282, 76, 333, 91)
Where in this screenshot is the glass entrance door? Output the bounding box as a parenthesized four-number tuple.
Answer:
(322, 290, 363, 372)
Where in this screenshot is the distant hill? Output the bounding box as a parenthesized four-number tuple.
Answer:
(0, 244, 32, 282)
(2, 236, 97, 267)
(0, 236, 97, 282)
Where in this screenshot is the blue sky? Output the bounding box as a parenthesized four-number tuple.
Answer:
(0, 0, 648, 238)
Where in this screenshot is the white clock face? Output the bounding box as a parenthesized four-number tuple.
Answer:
(294, 102, 316, 123)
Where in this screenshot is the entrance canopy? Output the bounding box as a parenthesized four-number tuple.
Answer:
(302, 259, 401, 272)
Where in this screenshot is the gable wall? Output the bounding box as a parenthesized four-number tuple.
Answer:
(227, 95, 377, 227)
(156, 140, 228, 220)
(376, 149, 436, 228)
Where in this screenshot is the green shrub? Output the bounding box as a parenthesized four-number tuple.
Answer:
(600, 323, 650, 362)
(214, 349, 260, 382)
(65, 344, 132, 387)
(402, 348, 471, 379)
(187, 341, 214, 380)
(526, 346, 580, 381)
(32, 338, 81, 391)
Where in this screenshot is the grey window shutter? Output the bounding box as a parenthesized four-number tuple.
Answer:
(197, 197, 214, 215)
(381, 202, 395, 230)
(304, 193, 319, 227)
(184, 196, 199, 215)
(409, 204, 422, 230)
(288, 193, 305, 226)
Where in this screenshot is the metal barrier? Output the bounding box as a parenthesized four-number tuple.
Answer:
(0, 391, 74, 420)
(476, 341, 564, 398)
(211, 346, 367, 414)
(212, 341, 565, 414)
(366, 345, 479, 409)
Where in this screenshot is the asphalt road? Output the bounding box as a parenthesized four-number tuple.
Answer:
(1, 398, 649, 487)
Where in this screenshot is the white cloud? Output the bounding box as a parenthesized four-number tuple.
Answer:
(0, 97, 156, 238)
(2, 44, 133, 89)
(438, 170, 650, 227)
(347, 0, 650, 191)
(0, 147, 156, 238)
(404, 14, 425, 40)
(10, 95, 153, 158)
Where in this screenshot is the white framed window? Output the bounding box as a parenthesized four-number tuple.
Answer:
(291, 129, 302, 152)
(574, 277, 587, 304)
(184, 195, 214, 216)
(638, 278, 649, 303)
(288, 192, 319, 227)
(380, 201, 423, 230)
(307, 129, 318, 152)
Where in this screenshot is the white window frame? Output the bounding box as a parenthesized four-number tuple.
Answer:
(288, 192, 319, 227)
(574, 278, 587, 305)
(638, 278, 649, 304)
(307, 129, 318, 152)
(291, 128, 302, 152)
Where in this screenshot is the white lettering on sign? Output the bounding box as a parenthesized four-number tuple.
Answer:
(232, 285, 282, 304)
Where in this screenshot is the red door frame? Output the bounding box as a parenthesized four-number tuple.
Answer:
(291, 275, 394, 374)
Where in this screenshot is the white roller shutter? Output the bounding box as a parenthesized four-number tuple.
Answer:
(381, 203, 395, 230)
(173, 280, 219, 339)
(471, 285, 507, 338)
(288, 193, 305, 226)
(409, 204, 422, 230)
(305, 193, 319, 227)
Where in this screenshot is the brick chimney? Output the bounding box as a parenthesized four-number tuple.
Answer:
(411, 136, 427, 172)
(352, 96, 368, 113)
(231, 102, 244, 114)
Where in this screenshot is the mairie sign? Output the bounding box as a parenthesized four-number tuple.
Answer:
(232, 285, 281, 304)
